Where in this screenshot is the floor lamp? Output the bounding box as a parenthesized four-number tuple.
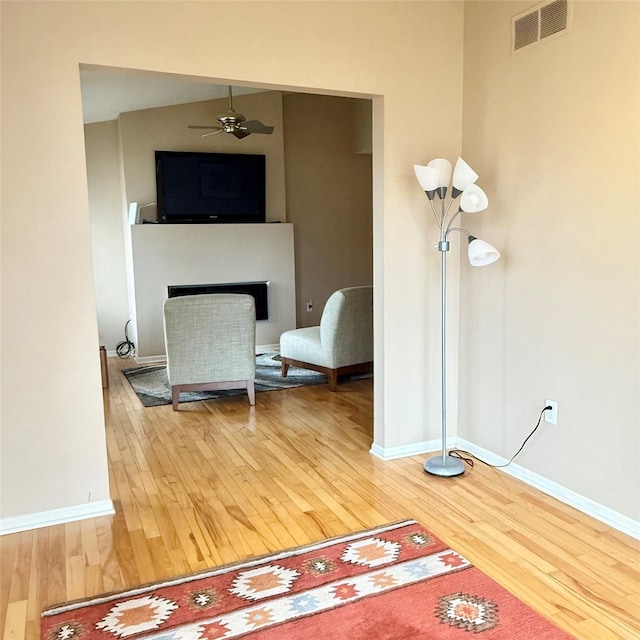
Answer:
(413, 157, 500, 477)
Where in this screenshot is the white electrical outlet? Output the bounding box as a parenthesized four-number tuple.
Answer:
(544, 400, 558, 425)
(306, 301, 313, 312)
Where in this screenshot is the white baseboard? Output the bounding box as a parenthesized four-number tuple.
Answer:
(134, 345, 281, 365)
(135, 355, 166, 364)
(455, 438, 640, 540)
(0, 499, 115, 536)
(369, 436, 639, 540)
(257, 344, 280, 353)
(370, 438, 453, 461)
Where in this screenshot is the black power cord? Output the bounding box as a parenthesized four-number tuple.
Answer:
(116, 319, 136, 358)
(449, 405, 552, 470)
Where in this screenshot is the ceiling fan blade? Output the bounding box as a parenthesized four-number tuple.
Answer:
(201, 129, 225, 138)
(189, 125, 222, 130)
(232, 128, 252, 140)
(243, 120, 275, 135)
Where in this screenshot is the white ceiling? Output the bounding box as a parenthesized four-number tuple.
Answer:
(80, 68, 265, 124)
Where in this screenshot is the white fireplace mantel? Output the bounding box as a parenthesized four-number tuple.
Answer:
(127, 223, 296, 360)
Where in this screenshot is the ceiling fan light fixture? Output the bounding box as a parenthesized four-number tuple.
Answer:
(188, 85, 274, 139)
(232, 128, 251, 139)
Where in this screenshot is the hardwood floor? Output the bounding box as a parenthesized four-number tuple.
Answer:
(1, 356, 639, 639)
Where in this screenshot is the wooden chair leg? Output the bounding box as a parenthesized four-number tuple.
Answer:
(247, 380, 256, 406)
(171, 386, 181, 411)
(328, 369, 338, 391)
(281, 360, 290, 378)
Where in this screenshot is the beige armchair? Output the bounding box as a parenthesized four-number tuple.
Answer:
(163, 293, 256, 410)
(280, 286, 373, 391)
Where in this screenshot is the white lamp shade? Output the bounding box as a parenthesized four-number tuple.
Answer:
(468, 238, 500, 266)
(427, 158, 452, 189)
(413, 164, 440, 192)
(460, 184, 489, 213)
(452, 157, 479, 191)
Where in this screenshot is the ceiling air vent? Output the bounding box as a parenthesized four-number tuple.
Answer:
(513, 0, 570, 53)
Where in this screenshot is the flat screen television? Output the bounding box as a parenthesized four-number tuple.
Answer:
(155, 150, 266, 223)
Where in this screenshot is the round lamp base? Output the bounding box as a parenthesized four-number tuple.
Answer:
(424, 454, 465, 477)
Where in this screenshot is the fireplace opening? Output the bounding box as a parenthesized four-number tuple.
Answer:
(167, 281, 269, 321)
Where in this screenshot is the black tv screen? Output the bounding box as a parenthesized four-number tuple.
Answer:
(155, 150, 266, 223)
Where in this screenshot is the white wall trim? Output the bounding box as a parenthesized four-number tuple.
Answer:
(455, 438, 639, 540)
(370, 438, 453, 461)
(0, 500, 115, 536)
(370, 436, 639, 540)
(134, 355, 166, 364)
(134, 344, 281, 365)
(4, 438, 637, 540)
(257, 344, 281, 353)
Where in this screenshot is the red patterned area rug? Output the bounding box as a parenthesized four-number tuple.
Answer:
(42, 520, 575, 639)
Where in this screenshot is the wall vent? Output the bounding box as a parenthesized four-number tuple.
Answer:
(513, 0, 570, 53)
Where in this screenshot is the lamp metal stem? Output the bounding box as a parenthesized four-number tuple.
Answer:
(424, 195, 465, 477)
(440, 244, 447, 468)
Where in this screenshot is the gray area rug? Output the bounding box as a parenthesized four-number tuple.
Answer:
(122, 352, 369, 407)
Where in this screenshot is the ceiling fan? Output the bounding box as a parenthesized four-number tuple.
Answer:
(188, 86, 274, 139)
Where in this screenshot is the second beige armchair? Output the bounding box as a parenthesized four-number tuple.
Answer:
(279, 286, 373, 391)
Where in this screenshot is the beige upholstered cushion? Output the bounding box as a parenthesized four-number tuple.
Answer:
(163, 293, 256, 386)
(280, 326, 326, 366)
(280, 286, 373, 369)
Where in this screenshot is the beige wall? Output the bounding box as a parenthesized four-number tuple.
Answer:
(460, 1, 639, 519)
(85, 121, 130, 351)
(1, 1, 464, 521)
(106, 92, 288, 357)
(283, 94, 373, 326)
(118, 91, 287, 223)
(131, 224, 296, 357)
(86, 91, 370, 353)
(3, 0, 637, 529)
